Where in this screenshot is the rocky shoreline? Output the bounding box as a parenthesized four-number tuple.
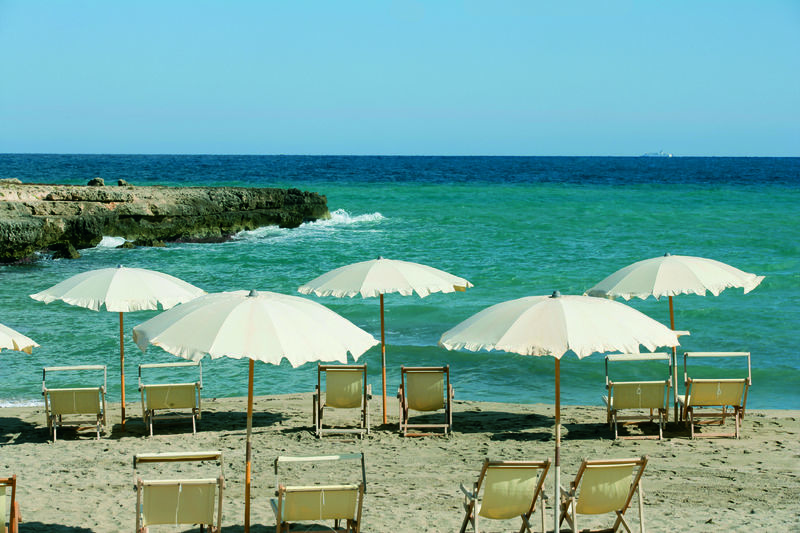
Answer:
(0, 180, 329, 262)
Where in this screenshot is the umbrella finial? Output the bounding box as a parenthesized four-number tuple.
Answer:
(550, 290, 561, 298)
(248, 289, 258, 297)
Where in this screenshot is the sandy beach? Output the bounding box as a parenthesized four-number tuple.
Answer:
(1, 394, 798, 532)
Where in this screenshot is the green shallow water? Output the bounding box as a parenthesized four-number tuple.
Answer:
(0, 155, 797, 409)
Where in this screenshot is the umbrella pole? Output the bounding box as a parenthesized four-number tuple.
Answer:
(554, 357, 561, 533)
(669, 296, 679, 423)
(119, 312, 126, 428)
(380, 293, 387, 425)
(245, 359, 254, 533)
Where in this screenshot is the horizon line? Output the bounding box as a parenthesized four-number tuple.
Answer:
(3, 152, 799, 159)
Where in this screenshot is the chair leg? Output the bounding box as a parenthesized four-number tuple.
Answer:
(519, 513, 533, 533)
(613, 510, 633, 533)
(459, 504, 475, 533)
(637, 481, 645, 533)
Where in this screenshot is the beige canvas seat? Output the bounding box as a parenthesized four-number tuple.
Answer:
(397, 365, 454, 436)
(133, 450, 224, 533)
(602, 353, 671, 440)
(271, 453, 366, 533)
(677, 352, 751, 438)
(138, 361, 202, 436)
(313, 364, 370, 438)
(459, 458, 550, 533)
(42, 365, 107, 442)
(1, 475, 20, 533)
(559, 456, 648, 533)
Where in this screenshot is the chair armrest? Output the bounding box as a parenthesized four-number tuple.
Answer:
(459, 482, 477, 500)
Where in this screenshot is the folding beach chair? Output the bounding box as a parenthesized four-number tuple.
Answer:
(602, 353, 671, 440)
(138, 361, 202, 436)
(459, 458, 551, 533)
(133, 450, 224, 533)
(313, 363, 370, 438)
(559, 456, 648, 533)
(677, 352, 751, 438)
(42, 365, 107, 442)
(397, 365, 454, 436)
(1, 475, 20, 533)
(271, 453, 366, 533)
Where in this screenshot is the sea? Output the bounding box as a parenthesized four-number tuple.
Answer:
(0, 154, 798, 410)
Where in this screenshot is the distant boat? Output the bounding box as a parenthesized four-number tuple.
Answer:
(641, 150, 673, 157)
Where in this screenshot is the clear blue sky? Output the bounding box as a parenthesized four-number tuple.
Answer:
(1, 1, 798, 156)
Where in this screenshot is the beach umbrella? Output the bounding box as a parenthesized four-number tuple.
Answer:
(438, 291, 682, 532)
(585, 253, 764, 420)
(298, 257, 473, 424)
(29, 265, 205, 427)
(131, 289, 378, 533)
(0, 322, 39, 354)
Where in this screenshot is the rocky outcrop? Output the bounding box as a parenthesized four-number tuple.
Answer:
(0, 183, 329, 262)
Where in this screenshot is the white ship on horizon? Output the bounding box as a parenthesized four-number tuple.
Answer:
(641, 150, 673, 157)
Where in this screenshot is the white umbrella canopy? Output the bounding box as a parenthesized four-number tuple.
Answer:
(299, 257, 473, 298)
(0, 323, 39, 354)
(585, 253, 764, 420)
(30, 265, 206, 426)
(299, 256, 473, 424)
(132, 289, 378, 533)
(439, 291, 682, 532)
(585, 254, 764, 300)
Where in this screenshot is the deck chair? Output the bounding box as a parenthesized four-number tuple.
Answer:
(313, 364, 370, 438)
(1, 475, 20, 533)
(677, 352, 751, 438)
(459, 458, 551, 533)
(133, 450, 224, 533)
(397, 365, 454, 436)
(559, 456, 648, 533)
(271, 453, 366, 533)
(42, 365, 107, 442)
(138, 361, 202, 436)
(602, 353, 671, 440)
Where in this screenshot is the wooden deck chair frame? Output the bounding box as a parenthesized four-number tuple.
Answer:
(138, 361, 202, 436)
(459, 458, 551, 533)
(41, 365, 107, 442)
(133, 450, 224, 533)
(313, 364, 370, 438)
(678, 352, 751, 439)
(559, 456, 648, 533)
(397, 365, 454, 436)
(603, 353, 671, 440)
(1, 475, 20, 533)
(271, 453, 366, 533)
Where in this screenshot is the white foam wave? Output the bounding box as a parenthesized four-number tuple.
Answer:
(232, 209, 384, 242)
(315, 208, 385, 226)
(0, 399, 44, 408)
(96, 236, 128, 248)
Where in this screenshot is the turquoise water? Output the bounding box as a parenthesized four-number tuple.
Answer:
(1, 155, 797, 409)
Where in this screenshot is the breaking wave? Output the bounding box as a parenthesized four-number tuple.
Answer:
(233, 209, 385, 241)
